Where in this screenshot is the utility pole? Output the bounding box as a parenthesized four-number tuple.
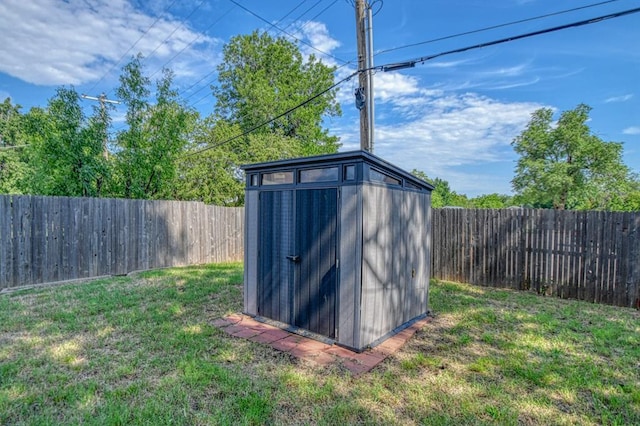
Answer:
(365, 1, 375, 153)
(354, 0, 371, 152)
(81, 93, 119, 160)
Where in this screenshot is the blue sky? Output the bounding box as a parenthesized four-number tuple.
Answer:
(1, 0, 638, 197)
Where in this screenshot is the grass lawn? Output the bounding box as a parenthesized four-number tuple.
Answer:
(1, 263, 638, 425)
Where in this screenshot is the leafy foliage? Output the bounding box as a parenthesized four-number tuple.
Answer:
(213, 31, 341, 155)
(411, 170, 471, 208)
(23, 87, 109, 197)
(175, 31, 342, 204)
(113, 56, 196, 199)
(512, 104, 636, 210)
(0, 98, 30, 193)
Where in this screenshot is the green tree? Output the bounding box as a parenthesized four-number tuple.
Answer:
(512, 104, 633, 210)
(411, 170, 470, 208)
(0, 98, 31, 193)
(113, 56, 196, 199)
(176, 118, 302, 206)
(471, 193, 513, 209)
(213, 31, 341, 156)
(23, 88, 109, 196)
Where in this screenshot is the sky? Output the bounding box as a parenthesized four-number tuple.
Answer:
(1, 0, 639, 197)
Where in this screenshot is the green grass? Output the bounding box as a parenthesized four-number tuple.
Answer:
(1, 264, 638, 425)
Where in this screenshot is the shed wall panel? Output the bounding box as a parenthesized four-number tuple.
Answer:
(244, 191, 259, 315)
(360, 185, 431, 348)
(337, 185, 362, 348)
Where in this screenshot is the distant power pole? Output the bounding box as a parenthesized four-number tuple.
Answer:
(354, 0, 374, 152)
(81, 93, 120, 160)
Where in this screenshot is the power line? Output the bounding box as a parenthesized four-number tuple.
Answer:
(273, 0, 309, 26)
(185, 70, 359, 157)
(185, 5, 640, 156)
(149, 5, 237, 80)
(86, 0, 179, 95)
(138, 0, 207, 70)
(375, 0, 622, 57)
(229, 0, 349, 64)
(299, 0, 340, 30)
(383, 6, 640, 70)
(282, 0, 326, 32)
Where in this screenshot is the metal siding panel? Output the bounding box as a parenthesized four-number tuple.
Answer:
(337, 186, 359, 348)
(244, 191, 259, 315)
(360, 185, 393, 346)
(424, 193, 432, 311)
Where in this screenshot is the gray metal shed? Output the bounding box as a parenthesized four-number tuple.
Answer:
(242, 150, 433, 352)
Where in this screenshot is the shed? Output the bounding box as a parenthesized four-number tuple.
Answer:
(242, 150, 433, 352)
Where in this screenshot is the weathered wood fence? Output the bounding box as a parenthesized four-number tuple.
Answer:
(2, 196, 639, 308)
(0, 195, 244, 290)
(432, 208, 640, 308)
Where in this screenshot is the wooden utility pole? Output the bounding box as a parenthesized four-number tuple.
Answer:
(366, 2, 375, 153)
(355, 0, 370, 152)
(81, 93, 119, 160)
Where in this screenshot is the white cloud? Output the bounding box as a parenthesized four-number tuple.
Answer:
(605, 94, 634, 103)
(299, 21, 341, 56)
(623, 126, 640, 135)
(0, 0, 218, 86)
(291, 21, 342, 67)
(335, 79, 544, 195)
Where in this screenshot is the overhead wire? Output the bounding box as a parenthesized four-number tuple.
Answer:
(229, 0, 349, 64)
(184, 70, 360, 156)
(149, 5, 236, 80)
(374, 0, 622, 57)
(186, 5, 640, 155)
(384, 6, 640, 69)
(177, 1, 317, 107)
(86, 0, 180, 95)
(138, 0, 207, 69)
(281, 0, 326, 32)
(297, 0, 340, 32)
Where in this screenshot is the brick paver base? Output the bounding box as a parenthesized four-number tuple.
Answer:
(214, 313, 430, 376)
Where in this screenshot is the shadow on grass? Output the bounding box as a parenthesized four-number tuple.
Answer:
(1, 266, 638, 425)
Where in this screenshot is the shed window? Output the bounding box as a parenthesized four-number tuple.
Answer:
(299, 167, 339, 183)
(370, 168, 401, 185)
(405, 181, 421, 190)
(344, 165, 355, 181)
(250, 174, 259, 186)
(262, 171, 293, 185)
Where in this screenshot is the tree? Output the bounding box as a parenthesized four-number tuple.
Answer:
(411, 170, 470, 208)
(512, 104, 633, 210)
(176, 118, 302, 206)
(23, 88, 108, 197)
(0, 98, 30, 193)
(113, 56, 196, 199)
(213, 31, 341, 156)
(471, 193, 513, 209)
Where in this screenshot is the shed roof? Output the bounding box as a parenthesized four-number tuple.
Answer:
(242, 150, 434, 191)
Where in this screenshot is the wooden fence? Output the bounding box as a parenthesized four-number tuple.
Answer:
(2, 196, 639, 308)
(432, 208, 640, 308)
(0, 195, 244, 290)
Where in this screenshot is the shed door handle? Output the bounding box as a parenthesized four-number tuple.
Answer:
(286, 255, 300, 262)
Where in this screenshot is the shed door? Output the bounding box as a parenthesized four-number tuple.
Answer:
(258, 188, 338, 339)
(258, 191, 294, 325)
(294, 188, 338, 338)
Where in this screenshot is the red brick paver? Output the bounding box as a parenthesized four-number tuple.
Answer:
(212, 314, 430, 376)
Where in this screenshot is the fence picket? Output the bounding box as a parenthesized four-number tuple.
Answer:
(1, 195, 636, 308)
